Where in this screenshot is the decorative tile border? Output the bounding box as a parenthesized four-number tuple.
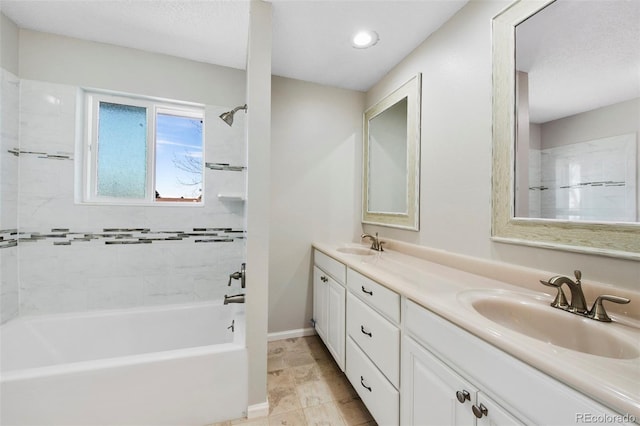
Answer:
(7, 148, 73, 160)
(0, 229, 18, 249)
(15, 227, 245, 246)
(205, 162, 246, 171)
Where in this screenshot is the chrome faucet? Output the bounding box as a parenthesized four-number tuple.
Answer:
(361, 232, 384, 251)
(224, 294, 245, 304)
(540, 270, 630, 322)
(543, 270, 588, 314)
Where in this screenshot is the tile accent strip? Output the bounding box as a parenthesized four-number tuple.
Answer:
(16, 228, 245, 246)
(0, 229, 18, 249)
(205, 162, 246, 171)
(8, 148, 74, 160)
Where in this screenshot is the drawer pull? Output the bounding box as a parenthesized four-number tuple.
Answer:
(360, 376, 372, 392)
(361, 286, 373, 295)
(360, 325, 372, 337)
(472, 403, 488, 419)
(321, 276, 328, 282)
(456, 390, 471, 404)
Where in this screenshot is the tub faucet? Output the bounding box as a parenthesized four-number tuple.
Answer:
(224, 294, 245, 304)
(361, 232, 384, 251)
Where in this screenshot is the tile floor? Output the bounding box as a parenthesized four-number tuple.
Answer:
(214, 335, 376, 426)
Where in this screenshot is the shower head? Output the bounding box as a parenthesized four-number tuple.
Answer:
(219, 104, 247, 127)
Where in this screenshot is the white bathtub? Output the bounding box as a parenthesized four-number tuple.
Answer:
(0, 301, 247, 426)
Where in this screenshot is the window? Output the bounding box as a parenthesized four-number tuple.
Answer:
(84, 91, 204, 204)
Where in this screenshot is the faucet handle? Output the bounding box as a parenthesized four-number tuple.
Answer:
(540, 279, 569, 309)
(588, 295, 630, 322)
(574, 270, 582, 284)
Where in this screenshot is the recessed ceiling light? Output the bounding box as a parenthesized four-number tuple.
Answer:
(352, 30, 379, 49)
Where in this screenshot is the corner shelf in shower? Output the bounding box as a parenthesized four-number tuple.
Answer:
(205, 162, 246, 171)
(217, 193, 245, 202)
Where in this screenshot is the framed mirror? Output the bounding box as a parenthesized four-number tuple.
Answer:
(363, 74, 421, 230)
(492, 0, 640, 259)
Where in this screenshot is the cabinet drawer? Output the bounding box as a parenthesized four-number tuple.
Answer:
(347, 293, 400, 388)
(347, 268, 400, 323)
(314, 250, 346, 284)
(346, 337, 399, 426)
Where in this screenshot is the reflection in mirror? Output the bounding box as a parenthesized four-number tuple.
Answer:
(491, 0, 640, 258)
(363, 74, 421, 230)
(368, 98, 408, 213)
(514, 0, 640, 223)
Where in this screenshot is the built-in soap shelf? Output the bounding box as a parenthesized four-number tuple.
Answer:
(205, 162, 246, 172)
(217, 193, 245, 202)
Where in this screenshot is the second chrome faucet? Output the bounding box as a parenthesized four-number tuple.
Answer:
(540, 270, 630, 322)
(361, 232, 384, 251)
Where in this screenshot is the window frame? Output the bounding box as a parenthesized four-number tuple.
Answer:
(83, 90, 205, 206)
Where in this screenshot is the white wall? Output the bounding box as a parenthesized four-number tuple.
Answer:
(269, 76, 364, 334)
(362, 0, 640, 291)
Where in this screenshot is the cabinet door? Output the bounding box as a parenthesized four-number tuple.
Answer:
(475, 393, 524, 426)
(402, 336, 477, 426)
(326, 276, 346, 371)
(313, 266, 328, 342)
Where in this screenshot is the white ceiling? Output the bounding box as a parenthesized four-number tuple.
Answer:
(1, 0, 468, 92)
(516, 0, 640, 123)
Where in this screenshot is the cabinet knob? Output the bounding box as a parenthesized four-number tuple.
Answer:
(321, 276, 328, 282)
(472, 403, 488, 418)
(361, 286, 373, 296)
(455, 390, 471, 404)
(360, 376, 372, 392)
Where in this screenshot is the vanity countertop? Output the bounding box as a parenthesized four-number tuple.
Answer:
(313, 241, 640, 420)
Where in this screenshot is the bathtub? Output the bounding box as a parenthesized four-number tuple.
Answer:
(0, 301, 247, 426)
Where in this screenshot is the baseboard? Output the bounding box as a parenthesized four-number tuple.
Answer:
(247, 401, 269, 419)
(267, 327, 316, 342)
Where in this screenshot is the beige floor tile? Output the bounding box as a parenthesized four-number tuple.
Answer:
(267, 354, 287, 372)
(291, 364, 323, 385)
(285, 350, 316, 368)
(324, 374, 359, 402)
(335, 398, 375, 425)
(268, 383, 303, 416)
(303, 402, 347, 426)
(268, 368, 295, 390)
(268, 409, 308, 426)
(230, 417, 270, 426)
(296, 378, 336, 408)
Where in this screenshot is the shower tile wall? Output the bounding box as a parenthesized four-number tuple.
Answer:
(11, 78, 247, 316)
(1, 69, 20, 323)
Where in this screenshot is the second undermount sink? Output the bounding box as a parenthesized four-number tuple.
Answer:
(458, 290, 639, 360)
(336, 246, 375, 256)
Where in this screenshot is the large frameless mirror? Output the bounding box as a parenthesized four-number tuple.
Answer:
(492, 0, 640, 259)
(363, 74, 421, 230)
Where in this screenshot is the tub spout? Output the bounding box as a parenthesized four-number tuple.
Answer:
(224, 294, 245, 304)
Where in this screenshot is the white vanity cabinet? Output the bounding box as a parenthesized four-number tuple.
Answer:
(402, 300, 630, 426)
(312, 250, 346, 370)
(346, 268, 401, 425)
(402, 335, 523, 426)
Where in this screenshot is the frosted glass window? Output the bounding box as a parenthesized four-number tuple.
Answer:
(97, 102, 147, 198)
(155, 113, 203, 202)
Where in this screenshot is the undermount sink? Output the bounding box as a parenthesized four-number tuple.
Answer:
(458, 290, 639, 360)
(336, 246, 375, 256)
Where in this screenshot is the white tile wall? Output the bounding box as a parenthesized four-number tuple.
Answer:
(12, 79, 247, 317)
(1, 69, 20, 324)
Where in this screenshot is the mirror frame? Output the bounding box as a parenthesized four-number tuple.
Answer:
(492, 0, 640, 260)
(363, 73, 421, 231)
